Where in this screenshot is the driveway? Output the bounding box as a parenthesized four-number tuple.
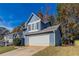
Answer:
(0, 46, 47, 56)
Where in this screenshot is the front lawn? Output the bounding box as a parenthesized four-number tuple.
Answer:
(33, 46, 79, 56)
(0, 46, 16, 54)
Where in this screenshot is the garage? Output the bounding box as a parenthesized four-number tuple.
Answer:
(29, 33, 50, 46)
(24, 25, 61, 46)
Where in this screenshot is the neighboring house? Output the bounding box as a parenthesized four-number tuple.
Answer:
(3, 23, 25, 46)
(23, 13, 62, 46)
(4, 34, 13, 46)
(4, 32, 24, 46)
(0, 40, 6, 46)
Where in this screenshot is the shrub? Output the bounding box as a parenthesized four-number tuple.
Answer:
(0, 36, 3, 40)
(13, 38, 21, 46)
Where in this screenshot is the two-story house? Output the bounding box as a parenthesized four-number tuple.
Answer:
(23, 12, 62, 46)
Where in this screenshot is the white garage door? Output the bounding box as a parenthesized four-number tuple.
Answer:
(29, 34, 50, 46)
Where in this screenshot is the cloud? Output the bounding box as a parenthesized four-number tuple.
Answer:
(0, 15, 24, 32)
(0, 16, 13, 31)
(0, 25, 13, 31)
(0, 23, 13, 31)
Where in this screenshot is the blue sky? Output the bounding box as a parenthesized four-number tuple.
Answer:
(0, 3, 57, 31)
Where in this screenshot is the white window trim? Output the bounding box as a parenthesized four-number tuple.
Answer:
(28, 23, 39, 32)
(28, 29, 38, 32)
(28, 19, 41, 25)
(27, 19, 41, 32)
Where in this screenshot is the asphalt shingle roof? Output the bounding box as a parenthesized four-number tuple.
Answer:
(26, 24, 60, 36)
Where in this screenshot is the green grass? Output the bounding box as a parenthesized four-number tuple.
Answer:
(75, 40, 79, 46)
(33, 46, 79, 56)
(0, 46, 16, 54)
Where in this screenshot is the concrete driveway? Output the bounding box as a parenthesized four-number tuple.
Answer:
(0, 46, 47, 56)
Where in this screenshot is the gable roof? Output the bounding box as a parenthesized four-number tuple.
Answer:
(25, 24, 60, 36)
(26, 13, 41, 24)
(25, 12, 51, 25)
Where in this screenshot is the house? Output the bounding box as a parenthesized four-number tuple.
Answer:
(23, 13, 62, 46)
(4, 34, 13, 46)
(0, 40, 6, 46)
(4, 31, 25, 46)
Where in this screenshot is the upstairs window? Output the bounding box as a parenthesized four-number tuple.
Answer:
(28, 22, 40, 32)
(32, 24, 34, 30)
(36, 22, 39, 29)
(28, 25, 31, 31)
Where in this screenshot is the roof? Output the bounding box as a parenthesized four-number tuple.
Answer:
(26, 24, 60, 36)
(26, 13, 41, 24)
(26, 12, 51, 25)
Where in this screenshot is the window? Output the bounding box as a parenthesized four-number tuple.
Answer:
(36, 22, 39, 29)
(28, 22, 40, 32)
(28, 25, 31, 31)
(34, 23, 37, 30)
(32, 24, 34, 30)
(34, 24, 36, 30)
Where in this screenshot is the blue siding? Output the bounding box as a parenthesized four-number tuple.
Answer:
(38, 22, 41, 30)
(49, 32, 55, 46)
(41, 22, 51, 30)
(24, 36, 29, 46)
(55, 29, 62, 46)
(20, 38, 25, 46)
(26, 13, 41, 32)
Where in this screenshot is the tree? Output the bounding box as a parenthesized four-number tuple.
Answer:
(57, 4, 79, 45)
(13, 38, 21, 46)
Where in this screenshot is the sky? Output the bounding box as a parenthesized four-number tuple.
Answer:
(0, 3, 57, 31)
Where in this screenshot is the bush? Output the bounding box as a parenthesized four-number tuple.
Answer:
(13, 38, 21, 46)
(0, 36, 3, 40)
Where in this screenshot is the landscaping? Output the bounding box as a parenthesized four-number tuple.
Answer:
(0, 46, 16, 54)
(33, 46, 79, 56)
(13, 38, 21, 46)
